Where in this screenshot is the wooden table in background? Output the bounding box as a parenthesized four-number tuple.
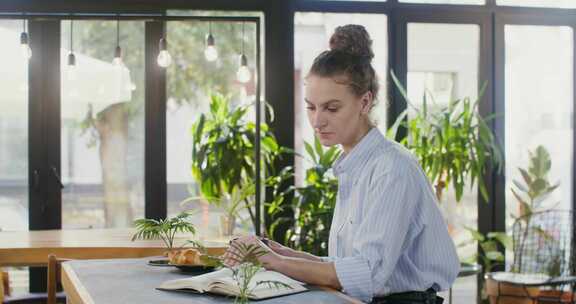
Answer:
(0, 228, 228, 267)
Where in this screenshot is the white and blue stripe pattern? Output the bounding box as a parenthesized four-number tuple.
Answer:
(327, 128, 460, 303)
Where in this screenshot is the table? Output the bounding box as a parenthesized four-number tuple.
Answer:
(61, 258, 363, 304)
(448, 263, 482, 304)
(0, 228, 228, 267)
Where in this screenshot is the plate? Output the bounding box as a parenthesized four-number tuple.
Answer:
(148, 259, 171, 267)
(171, 264, 216, 274)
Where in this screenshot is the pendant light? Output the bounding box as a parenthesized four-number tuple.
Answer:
(113, 18, 123, 66)
(66, 19, 77, 81)
(20, 18, 31, 60)
(204, 21, 218, 62)
(157, 22, 172, 68)
(236, 22, 251, 83)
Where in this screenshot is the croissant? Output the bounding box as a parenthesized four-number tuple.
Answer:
(169, 248, 203, 265)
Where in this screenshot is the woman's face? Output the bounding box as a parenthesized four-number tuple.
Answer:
(304, 74, 371, 149)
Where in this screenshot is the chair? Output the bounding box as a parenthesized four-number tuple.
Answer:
(47, 254, 69, 304)
(1, 269, 7, 302)
(1, 268, 56, 304)
(487, 210, 576, 304)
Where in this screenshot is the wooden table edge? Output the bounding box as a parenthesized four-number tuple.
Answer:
(0, 246, 226, 267)
(61, 262, 95, 304)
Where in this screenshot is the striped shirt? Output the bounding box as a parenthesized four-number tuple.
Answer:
(327, 127, 460, 303)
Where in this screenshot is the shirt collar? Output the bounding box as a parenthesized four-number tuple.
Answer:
(333, 127, 385, 177)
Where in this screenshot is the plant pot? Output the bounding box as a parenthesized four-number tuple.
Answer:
(219, 215, 236, 237)
(485, 273, 540, 304)
(538, 289, 575, 303)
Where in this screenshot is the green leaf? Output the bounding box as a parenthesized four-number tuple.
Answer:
(518, 168, 532, 186)
(314, 136, 324, 160)
(304, 141, 317, 164)
(464, 226, 485, 242)
(513, 180, 529, 193)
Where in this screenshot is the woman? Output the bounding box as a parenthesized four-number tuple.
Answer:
(224, 24, 459, 304)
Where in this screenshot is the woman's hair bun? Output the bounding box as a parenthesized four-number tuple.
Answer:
(329, 24, 374, 61)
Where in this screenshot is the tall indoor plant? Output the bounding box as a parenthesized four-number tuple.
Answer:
(190, 93, 285, 235)
(389, 72, 502, 203)
(268, 137, 341, 256)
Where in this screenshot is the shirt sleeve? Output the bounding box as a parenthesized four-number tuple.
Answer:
(333, 164, 421, 303)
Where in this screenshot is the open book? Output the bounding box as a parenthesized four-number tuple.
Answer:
(158, 268, 308, 300)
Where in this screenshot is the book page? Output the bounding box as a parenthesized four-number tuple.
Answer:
(247, 270, 307, 299)
(159, 268, 308, 300)
(158, 268, 233, 292)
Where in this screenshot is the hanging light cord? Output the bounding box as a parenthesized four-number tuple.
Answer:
(22, 18, 26, 33)
(241, 21, 245, 55)
(116, 19, 120, 48)
(70, 19, 74, 53)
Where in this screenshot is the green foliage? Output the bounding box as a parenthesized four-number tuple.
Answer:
(190, 93, 286, 230)
(461, 227, 511, 272)
(510, 145, 560, 274)
(511, 146, 559, 220)
(269, 137, 341, 256)
(225, 243, 291, 304)
(131, 212, 196, 251)
(389, 71, 502, 202)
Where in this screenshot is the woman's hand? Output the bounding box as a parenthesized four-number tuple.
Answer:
(262, 238, 323, 262)
(223, 235, 284, 271)
(262, 238, 296, 257)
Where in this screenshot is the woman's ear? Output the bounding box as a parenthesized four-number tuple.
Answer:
(360, 91, 373, 115)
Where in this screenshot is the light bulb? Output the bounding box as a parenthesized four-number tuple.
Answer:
(237, 66, 251, 83)
(157, 50, 172, 67)
(113, 57, 124, 66)
(113, 46, 123, 66)
(20, 32, 31, 60)
(21, 43, 32, 60)
(236, 54, 251, 83)
(204, 45, 218, 62)
(157, 38, 172, 68)
(66, 52, 77, 81)
(204, 33, 218, 62)
(66, 65, 77, 82)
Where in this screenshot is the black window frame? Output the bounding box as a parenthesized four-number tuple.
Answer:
(1, 1, 575, 301)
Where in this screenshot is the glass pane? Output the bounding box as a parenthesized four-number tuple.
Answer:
(400, 0, 484, 4)
(294, 12, 388, 184)
(165, 12, 261, 238)
(407, 23, 480, 302)
(60, 20, 145, 229)
(505, 26, 573, 239)
(0, 20, 29, 232)
(0, 19, 30, 295)
(497, 0, 576, 8)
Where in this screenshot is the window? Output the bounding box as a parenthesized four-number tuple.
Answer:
(497, 0, 576, 8)
(504, 25, 574, 232)
(0, 18, 30, 295)
(294, 12, 388, 183)
(60, 20, 145, 229)
(166, 11, 262, 237)
(407, 22, 480, 303)
(0, 19, 29, 232)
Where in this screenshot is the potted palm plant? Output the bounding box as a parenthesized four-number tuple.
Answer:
(131, 211, 197, 263)
(190, 93, 286, 236)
